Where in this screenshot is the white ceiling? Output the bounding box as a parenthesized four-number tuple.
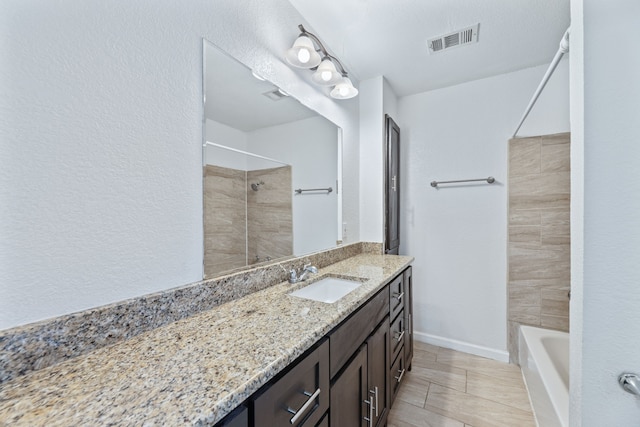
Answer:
(204, 42, 317, 132)
(287, 0, 571, 97)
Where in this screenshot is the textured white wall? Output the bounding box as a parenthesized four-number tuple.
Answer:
(398, 62, 570, 359)
(247, 117, 338, 255)
(0, 0, 360, 330)
(359, 77, 385, 243)
(571, 1, 640, 425)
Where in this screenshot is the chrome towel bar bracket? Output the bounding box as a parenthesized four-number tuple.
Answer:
(430, 176, 495, 188)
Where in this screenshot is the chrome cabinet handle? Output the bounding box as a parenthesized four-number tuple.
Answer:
(364, 397, 373, 427)
(393, 291, 404, 301)
(395, 368, 406, 383)
(373, 386, 379, 417)
(287, 388, 321, 425)
(395, 330, 405, 342)
(392, 175, 397, 192)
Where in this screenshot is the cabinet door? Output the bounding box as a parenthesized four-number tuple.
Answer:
(254, 340, 329, 427)
(403, 267, 414, 369)
(384, 114, 401, 254)
(390, 346, 406, 406)
(367, 318, 389, 427)
(330, 344, 369, 427)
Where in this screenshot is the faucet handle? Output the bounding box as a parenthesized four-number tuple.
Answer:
(289, 269, 298, 283)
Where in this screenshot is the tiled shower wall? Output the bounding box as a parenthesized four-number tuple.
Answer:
(204, 165, 247, 277)
(247, 166, 293, 265)
(204, 165, 293, 277)
(508, 133, 571, 363)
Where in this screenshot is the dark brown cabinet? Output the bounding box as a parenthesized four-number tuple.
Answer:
(403, 266, 414, 369)
(389, 266, 412, 406)
(367, 318, 390, 427)
(385, 115, 401, 255)
(330, 344, 368, 427)
(238, 266, 412, 427)
(253, 340, 329, 427)
(331, 318, 390, 427)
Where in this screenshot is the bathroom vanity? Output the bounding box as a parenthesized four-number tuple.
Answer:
(0, 253, 413, 426)
(226, 265, 413, 427)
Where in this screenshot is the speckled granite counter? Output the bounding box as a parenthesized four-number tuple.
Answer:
(0, 254, 413, 426)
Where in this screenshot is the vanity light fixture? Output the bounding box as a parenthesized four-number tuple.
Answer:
(285, 24, 358, 100)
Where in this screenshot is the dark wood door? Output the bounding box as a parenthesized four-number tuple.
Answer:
(385, 115, 400, 255)
(330, 344, 368, 427)
(367, 318, 390, 427)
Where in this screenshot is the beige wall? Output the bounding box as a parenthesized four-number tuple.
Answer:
(204, 165, 293, 277)
(204, 165, 248, 277)
(508, 133, 571, 362)
(247, 166, 293, 265)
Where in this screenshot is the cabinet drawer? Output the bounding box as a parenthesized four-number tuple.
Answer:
(389, 346, 406, 405)
(390, 309, 405, 362)
(254, 340, 329, 427)
(389, 275, 404, 321)
(329, 288, 389, 378)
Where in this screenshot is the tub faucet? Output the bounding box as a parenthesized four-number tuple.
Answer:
(289, 264, 318, 284)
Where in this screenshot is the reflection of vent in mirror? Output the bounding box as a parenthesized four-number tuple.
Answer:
(202, 39, 343, 280)
(263, 89, 289, 101)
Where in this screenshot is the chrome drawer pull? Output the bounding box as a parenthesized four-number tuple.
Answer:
(364, 397, 373, 427)
(395, 330, 405, 342)
(393, 292, 404, 301)
(395, 368, 406, 383)
(287, 388, 321, 424)
(372, 386, 379, 417)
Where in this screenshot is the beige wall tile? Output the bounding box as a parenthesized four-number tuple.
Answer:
(541, 142, 570, 172)
(509, 171, 570, 196)
(509, 210, 541, 226)
(541, 314, 570, 331)
(509, 193, 570, 211)
(508, 132, 570, 359)
(509, 226, 541, 244)
(204, 165, 247, 276)
(509, 138, 541, 177)
(541, 132, 570, 145)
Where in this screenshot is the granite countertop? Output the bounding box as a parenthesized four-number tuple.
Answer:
(0, 254, 413, 426)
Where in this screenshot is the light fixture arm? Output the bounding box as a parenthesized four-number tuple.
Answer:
(298, 25, 349, 77)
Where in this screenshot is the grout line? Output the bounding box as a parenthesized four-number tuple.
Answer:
(423, 381, 431, 408)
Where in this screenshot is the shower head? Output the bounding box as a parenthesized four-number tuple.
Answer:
(251, 181, 265, 191)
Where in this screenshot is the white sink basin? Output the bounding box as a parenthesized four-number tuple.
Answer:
(289, 277, 364, 303)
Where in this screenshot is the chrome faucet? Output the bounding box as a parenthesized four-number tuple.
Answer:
(289, 264, 318, 284)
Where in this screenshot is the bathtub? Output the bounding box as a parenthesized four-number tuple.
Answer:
(519, 325, 569, 427)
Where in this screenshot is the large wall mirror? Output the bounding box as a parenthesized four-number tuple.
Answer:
(203, 40, 343, 278)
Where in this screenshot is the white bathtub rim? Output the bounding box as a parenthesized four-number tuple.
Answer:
(519, 325, 569, 427)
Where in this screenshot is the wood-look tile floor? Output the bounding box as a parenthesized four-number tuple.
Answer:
(387, 341, 536, 427)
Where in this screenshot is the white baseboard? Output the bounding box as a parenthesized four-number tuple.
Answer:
(414, 331, 510, 363)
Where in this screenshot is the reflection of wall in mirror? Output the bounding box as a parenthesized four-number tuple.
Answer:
(203, 163, 292, 277)
(206, 116, 338, 256)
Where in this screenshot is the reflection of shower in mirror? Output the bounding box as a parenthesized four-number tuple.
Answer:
(251, 181, 265, 191)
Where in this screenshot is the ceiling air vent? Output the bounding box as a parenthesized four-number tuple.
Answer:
(262, 88, 289, 101)
(427, 24, 479, 54)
